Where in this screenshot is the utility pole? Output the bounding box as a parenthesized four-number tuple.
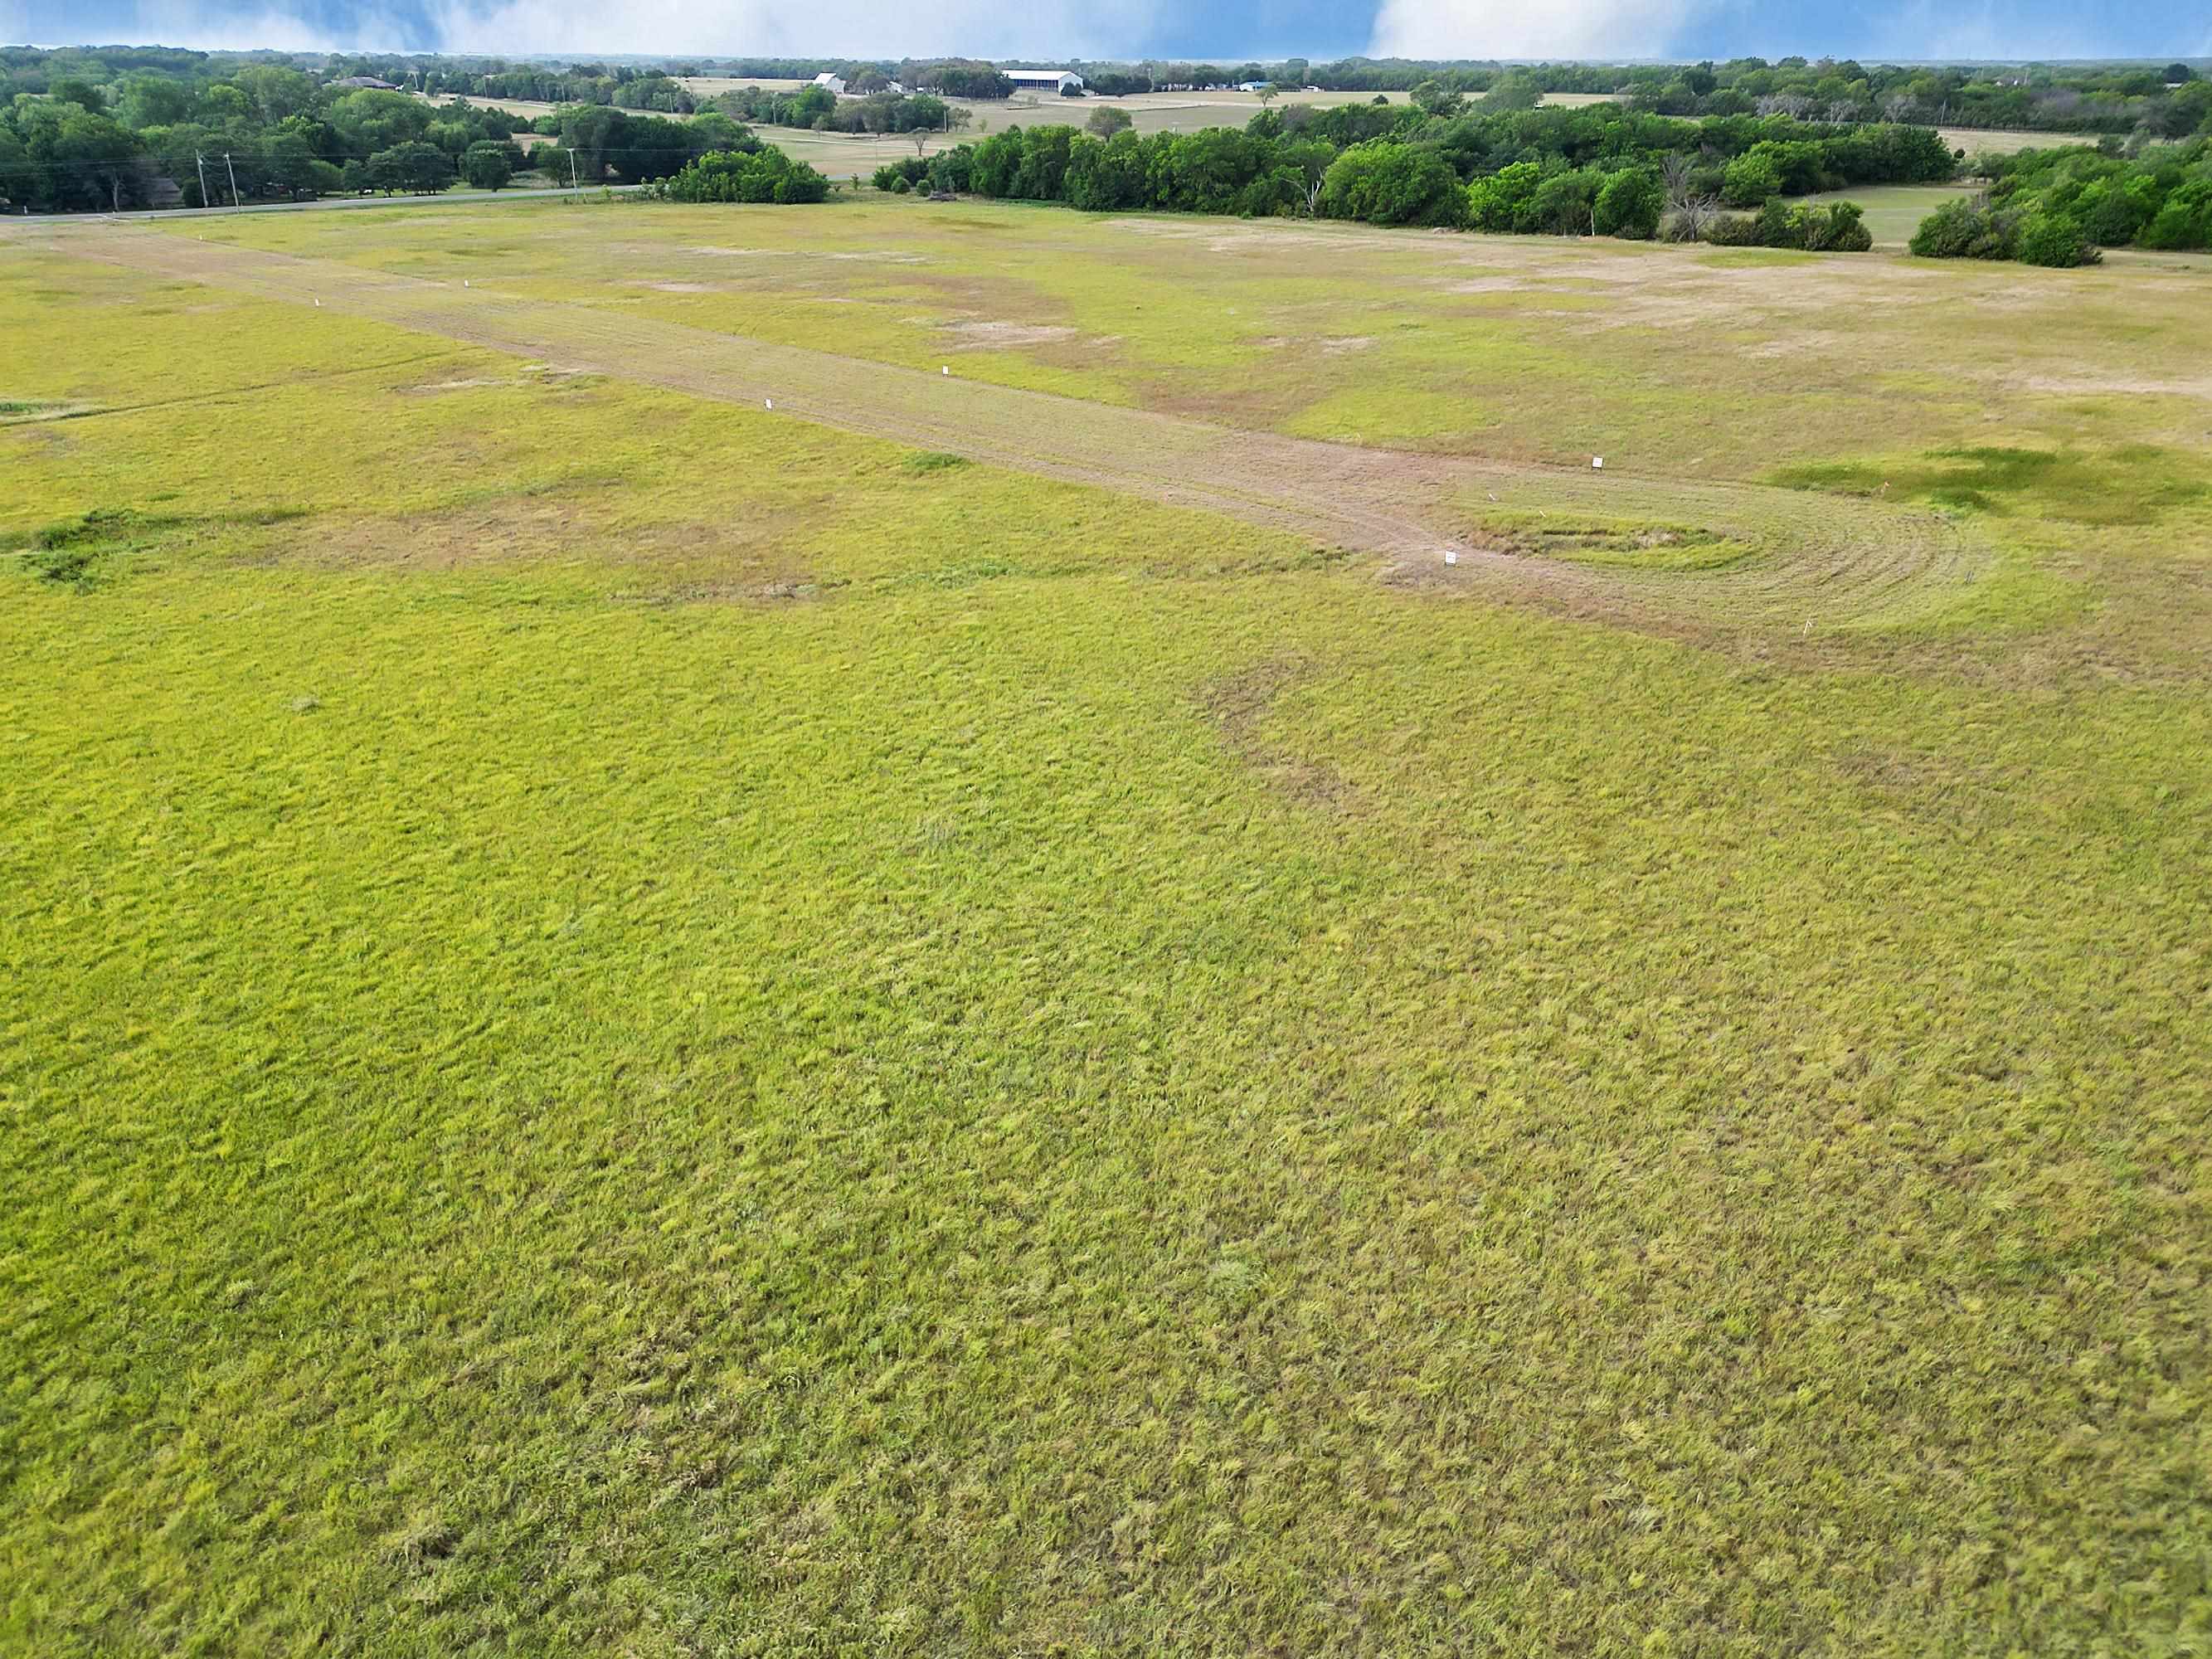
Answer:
(568, 148, 580, 191)
(195, 153, 210, 210)
(224, 152, 243, 212)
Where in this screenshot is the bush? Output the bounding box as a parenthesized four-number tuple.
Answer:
(871, 158, 928, 191)
(1798, 200, 1873, 251)
(1909, 197, 2023, 260)
(2016, 212, 2101, 266)
(1320, 140, 1463, 226)
(1592, 168, 1663, 238)
(926, 145, 975, 193)
(1720, 149, 1782, 207)
(658, 146, 829, 204)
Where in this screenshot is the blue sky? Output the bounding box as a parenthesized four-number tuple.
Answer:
(6, 0, 2206, 63)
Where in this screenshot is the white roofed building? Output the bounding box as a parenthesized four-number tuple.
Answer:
(1005, 70, 1085, 95)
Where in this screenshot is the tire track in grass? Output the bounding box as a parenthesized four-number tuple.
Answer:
(28, 220, 1986, 640)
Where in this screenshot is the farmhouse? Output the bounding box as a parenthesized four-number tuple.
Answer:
(1006, 69, 1085, 95)
(810, 71, 847, 95)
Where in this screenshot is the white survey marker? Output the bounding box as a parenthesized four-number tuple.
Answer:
(1592, 456, 1604, 469)
(1444, 550, 1458, 566)
(765, 398, 773, 410)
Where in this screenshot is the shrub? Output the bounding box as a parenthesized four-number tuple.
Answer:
(1465, 160, 1542, 231)
(1909, 197, 2022, 260)
(2016, 212, 2101, 266)
(1530, 168, 1600, 236)
(1720, 149, 1782, 207)
(1320, 140, 1464, 226)
(1592, 168, 1663, 238)
(658, 146, 829, 204)
(1702, 211, 1764, 246)
(1798, 201, 1873, 251)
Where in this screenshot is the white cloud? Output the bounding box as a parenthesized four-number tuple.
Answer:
(436, 0, 1159, 57)
(105, 0, 1157, 56)
(1368, 0, 1724, 60)
(116, 0, 435, 51)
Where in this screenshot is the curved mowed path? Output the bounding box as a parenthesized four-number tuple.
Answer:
(32, 220, 1986, 640)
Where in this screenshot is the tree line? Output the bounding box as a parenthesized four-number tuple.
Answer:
(1909, 135, 2212, 265)
(858, 104, 1942, 246)
(712, 85, 962, 137)
(0, 71, 542, 210)
(0, 65, 774, 211)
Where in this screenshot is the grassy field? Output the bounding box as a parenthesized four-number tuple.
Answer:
(3, 193, 2210, 1658)
(1791, 183, 1967, 246)
(1940, 125, 2093, 158)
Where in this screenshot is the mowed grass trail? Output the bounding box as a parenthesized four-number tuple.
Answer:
(2, 220, 2210, 1656)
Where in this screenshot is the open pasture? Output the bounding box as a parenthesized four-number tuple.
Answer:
(1941, 125, 2093, 158)
(3, 193, 2210, 1657)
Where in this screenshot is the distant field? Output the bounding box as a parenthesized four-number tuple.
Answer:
(4, 191, 2209, 1657)
(676, 75, 812, 95)
(420, 90, 563, 119)
(1941, 126, 2082, 158)
(1792, 182, 1966, 246)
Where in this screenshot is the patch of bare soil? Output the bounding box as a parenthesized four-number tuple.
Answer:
(943, 320, 1079, 349)
(2007, 372, 2212, 400)
(1198, 660, 1358, 811)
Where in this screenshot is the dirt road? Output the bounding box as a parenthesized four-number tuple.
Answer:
(22, 219, 1981, 639)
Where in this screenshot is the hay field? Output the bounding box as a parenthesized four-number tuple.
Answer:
(3, 194, 2210, 1657)
(1941, 125, 2087, 158)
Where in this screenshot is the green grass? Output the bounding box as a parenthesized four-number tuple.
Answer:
(1790, 184, 1969, 248)
(1773, 444, 2212, 526)
(152, 192, 2212, 489)
(2, 211, 2210, 1657)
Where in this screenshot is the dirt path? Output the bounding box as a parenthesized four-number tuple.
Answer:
(25, 220, 1982, 640)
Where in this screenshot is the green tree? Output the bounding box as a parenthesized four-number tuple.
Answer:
(1320, 141, 1462, 226)
(366, 141, 452, 195)
(48, 78, 106, 114)
(1465, 161, 1543, 231)
(1592, 168, 1664, 238)
(230, 66, 317, 123)
(330, 89, 432, 157)
(1087, 105, 1133, 138)
(1484, 72, 1544, 112)
(116, 74, 192, 129)
(2016, 212, 2100, 266)
(1531, 168, 1600, 235)
(659, 145, 829, 203)
(461, 141, 515, 190)
(1721, 148, 1783, 207)
(1410, 79, 1464, 119)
